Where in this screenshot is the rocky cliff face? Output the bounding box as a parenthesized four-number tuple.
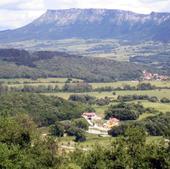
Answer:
(0, 8, 170, 42)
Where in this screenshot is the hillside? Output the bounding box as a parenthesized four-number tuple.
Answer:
(0, 48, 148, 82)
(0, 92, 88, 126)
(0, 9, 170, 42)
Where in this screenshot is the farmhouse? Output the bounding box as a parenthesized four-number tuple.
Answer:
(104, 117, 120, 129)
(82, 112, 97, 120)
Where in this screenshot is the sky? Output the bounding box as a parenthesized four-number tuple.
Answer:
(0, 0, 170, 30)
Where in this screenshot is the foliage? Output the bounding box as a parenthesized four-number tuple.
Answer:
(0, 92, 87, 126)
(72, 127, 170, 169)
(108, 122, 130, 137)
(105, 102, 146, 120)
(142, 112, 170, 137)
(50, 121, 65, 137)
(0, 116, 169, 168)
(96, 97, 111, 106)
(71, 118, 89, 130)
(137, 83, 156, 90)
(74, 129, 86, 142)
(0, 116, 62, 169)
(160, 97, 170, 103)
(63, 83, 92, 92)
(69, 94, 96, 104)
(0, 49, 146, 82)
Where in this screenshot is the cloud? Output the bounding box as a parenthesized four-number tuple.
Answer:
(0, 0, 45, 10)
(0, 0, 170, 30)
(0, 9, 44, 29)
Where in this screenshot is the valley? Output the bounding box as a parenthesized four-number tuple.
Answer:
(0, 77, 170, 152)
(0, 7, 170, 169)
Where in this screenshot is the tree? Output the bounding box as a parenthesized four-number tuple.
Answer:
(72, 118, 89, 130)
(50, 122, 64, 137)
(105, 102, 145, 120)
(0, 116, 34, 148)
(75, 130, 86, 142)
(137, 83, 156, 90)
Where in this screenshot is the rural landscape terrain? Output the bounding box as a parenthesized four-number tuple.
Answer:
(0, 6, 170, 169)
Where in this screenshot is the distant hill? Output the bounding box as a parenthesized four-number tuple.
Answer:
(0, 9, 170, 42)
(0, 48, 148, 82)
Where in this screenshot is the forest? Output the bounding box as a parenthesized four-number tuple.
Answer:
(0, 48, 152, 82)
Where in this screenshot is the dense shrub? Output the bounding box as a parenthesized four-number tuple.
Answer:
(105, 102, 146, 121)
(50, 121, 65, 137)
(160, 97, 170, 103)
(137, 83, 156, 90)
(0, 93, 87, 126)
(69, 94, 96, 104)
(63, 83, 92, 92)
(143, 112, 170, 136)
(96, 97, 111, 106)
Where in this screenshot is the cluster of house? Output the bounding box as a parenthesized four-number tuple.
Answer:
(82, 112, 120, 129)
(143, 70, 169, 81)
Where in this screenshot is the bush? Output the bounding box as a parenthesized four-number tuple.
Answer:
(50, 122, 64, 137)
(96, 97, 111, 106)
(72, 118, 89, 130)
(142, 112, 170, 137)
(137, 83, 156, 90)
(74, 130, 86, 142)
(69, 94, 96, 104)
(160, 97, 170, 103)
(108, 123, 129, 137)
(148, 96, 159, 102)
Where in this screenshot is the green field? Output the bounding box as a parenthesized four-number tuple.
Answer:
(57, 133, 163, 149)
(1, 77, 170, 117)
(90, 80, 170, 88)
(2, 39, 170, 61)
(44, 89, 170, 100)
(2, 78, 170, 89)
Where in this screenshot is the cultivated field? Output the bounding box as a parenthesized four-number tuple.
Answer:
(1, 39, 170, 61)
(2, 78, 170, 116)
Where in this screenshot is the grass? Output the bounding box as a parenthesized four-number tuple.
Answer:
(58, 133, 164, 149)
(133, 100, 170, 113)
(90, 80, 170, 88)
(58, 132, 114, 148)
(2, 78, 170, 94)
(43, 89, 170, 100)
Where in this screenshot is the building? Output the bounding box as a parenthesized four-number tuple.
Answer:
(104, 117, 120, 129)
(82, 112, 97, 120)
(143, 70, 169, 81)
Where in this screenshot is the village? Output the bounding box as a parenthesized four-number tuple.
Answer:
(82, 112, 120, 136)
(142, 70, 169, 81)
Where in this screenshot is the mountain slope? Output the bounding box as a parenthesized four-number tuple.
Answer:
(0, 9, 170, 42)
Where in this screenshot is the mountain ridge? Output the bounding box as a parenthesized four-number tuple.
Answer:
(0, 8, 170, 42)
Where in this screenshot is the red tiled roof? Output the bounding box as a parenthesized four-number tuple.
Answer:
(83, 112, 96, 116)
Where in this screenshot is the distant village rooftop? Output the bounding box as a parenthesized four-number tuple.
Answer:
(143, 70, 169, 81)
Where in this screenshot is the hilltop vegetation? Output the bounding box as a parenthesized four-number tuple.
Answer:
(0, 92, 89, 126)
(0, 48, 147, 82)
